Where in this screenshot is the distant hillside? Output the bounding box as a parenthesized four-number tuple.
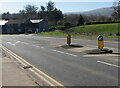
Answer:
(82, 7, 114, 16)
(65, 7, 114, 16)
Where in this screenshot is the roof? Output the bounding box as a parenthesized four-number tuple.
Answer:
(0, 20, 8, 25)
(5, 19, 46, 24)
(30, 19, 44, 23)
(7, 19, 28, 24)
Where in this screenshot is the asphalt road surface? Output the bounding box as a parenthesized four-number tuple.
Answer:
(1, 34, 119, 86)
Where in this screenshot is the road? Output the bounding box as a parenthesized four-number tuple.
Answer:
(2, 34, 119, 86)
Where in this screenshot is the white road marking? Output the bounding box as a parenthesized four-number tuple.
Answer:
(15, 41, 20, 44)
(32, 45, 40, 47)
(7, 42, 15, 46)
(53, 50, 77, 57)
(97, 61, 120, 68)
(32, 45, 44, 48)
(40, 47, 44, 48)
(7, 41, 20, 46)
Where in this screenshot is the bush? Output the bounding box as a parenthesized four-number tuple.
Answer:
(116, 32, 120, 36)
(109, 33, 112, 36)
(64, 22, 71, 29)
(57, 20, 64, 25)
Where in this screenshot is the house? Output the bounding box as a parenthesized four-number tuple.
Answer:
(0, 20, 8, 34)
(5, 19, 33, 34)
(30, 19, 48, 32)
(1, 19, 48, 34)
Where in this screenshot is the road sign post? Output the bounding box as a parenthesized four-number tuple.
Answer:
(98, 35, 104, 50)
(67, 34, 71, 45)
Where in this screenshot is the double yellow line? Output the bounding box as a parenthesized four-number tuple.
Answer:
(1, 45, 64, 87)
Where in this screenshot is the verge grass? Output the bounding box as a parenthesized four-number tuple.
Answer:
(69, 23, 119, 33)
(38, 31, 120, 38)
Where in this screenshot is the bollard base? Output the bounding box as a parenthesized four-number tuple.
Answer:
(100, 48, 113, 53)
(85, 48, 113, 54)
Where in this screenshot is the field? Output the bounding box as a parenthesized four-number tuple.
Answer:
(68, 23, 119, 33)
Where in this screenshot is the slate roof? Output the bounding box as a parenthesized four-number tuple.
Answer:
(6, 19, 46, 24)
(7, 19, 28, 24)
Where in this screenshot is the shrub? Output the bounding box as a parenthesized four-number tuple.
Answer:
(116, 32, 120, 36)
(109, 33, 112, 36)
(64, 22, 71, 29)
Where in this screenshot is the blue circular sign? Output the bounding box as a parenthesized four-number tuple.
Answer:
(98, 36, 103, 41)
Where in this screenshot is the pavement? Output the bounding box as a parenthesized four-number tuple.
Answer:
(1, 51, 39, 86)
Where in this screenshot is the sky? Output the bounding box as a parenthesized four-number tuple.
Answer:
(0, 0, 115, 14)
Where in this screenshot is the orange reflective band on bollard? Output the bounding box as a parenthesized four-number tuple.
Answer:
(98, 41, 104, 50)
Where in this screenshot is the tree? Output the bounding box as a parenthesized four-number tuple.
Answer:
(19, 10, 26, 19)
(78, 14, 85, 26)
(38, 5, 46, 19)
(53, 8, 63, 21)
(112, 0, 120, 20)
(98, 15, 107, 22)
(41, 6, 45, 11)
(111, 12, 118, 20)
(46, 1, 63, 23)
(2, 12, 11, 20)
(106, 17, 112, 22)
(18, 5, 38, 19)
(46, 0, 55, 11)
(64, 22, 71, 29)
(24, 5, 38, 14)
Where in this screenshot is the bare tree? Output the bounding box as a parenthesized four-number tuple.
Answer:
(112, 0, 120, 20)
(19, 5, 39, 19)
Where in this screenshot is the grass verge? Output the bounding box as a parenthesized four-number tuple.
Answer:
(38, 31, 120, 38)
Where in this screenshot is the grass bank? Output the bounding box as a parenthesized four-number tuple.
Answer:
(38, 31, 120, 38)
(68, 23, 119, 33)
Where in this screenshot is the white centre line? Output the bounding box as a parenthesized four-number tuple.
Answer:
(97, 61, 120, 68)
(32, 44, 44, 49)
(32, 45, 40, 47)
(40, 47, 44, 48)
(53, 50, 77, 57)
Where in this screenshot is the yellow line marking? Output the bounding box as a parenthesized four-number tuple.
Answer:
(1, 45, 64, 87)
(29, 69, 55, 86)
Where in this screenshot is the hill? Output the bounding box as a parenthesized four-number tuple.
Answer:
(65, 7, 114, 16)
(82, 7, 114, 16)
